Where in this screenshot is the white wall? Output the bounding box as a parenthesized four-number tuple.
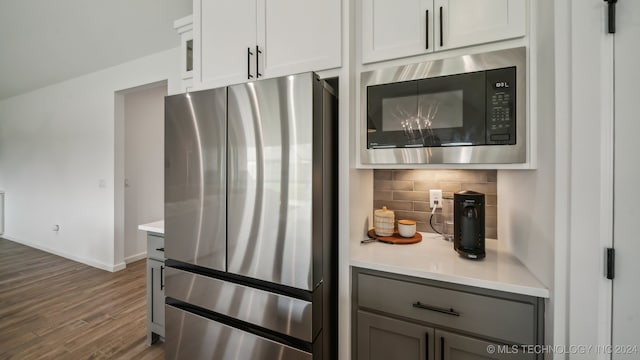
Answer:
(497, 0, 557, 345)
(500, 1, 616, 357)
(123, 84, 166, 263)
(551, 0, 572, 356)
(0, 47, 179, 271)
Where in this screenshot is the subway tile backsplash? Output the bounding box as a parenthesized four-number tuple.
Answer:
(373, 170, 498, 239)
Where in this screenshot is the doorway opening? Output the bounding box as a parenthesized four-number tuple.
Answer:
(115, 81, 167, 268)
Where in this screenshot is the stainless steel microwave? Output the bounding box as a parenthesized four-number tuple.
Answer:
(360, 47, 526, 165)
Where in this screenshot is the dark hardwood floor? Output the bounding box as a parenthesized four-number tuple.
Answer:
(0, 238, 164, 359)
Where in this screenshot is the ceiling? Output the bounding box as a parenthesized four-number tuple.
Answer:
(0, 0, 192, 101)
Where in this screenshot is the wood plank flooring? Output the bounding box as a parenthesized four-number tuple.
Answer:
(0, 238, 164, 359)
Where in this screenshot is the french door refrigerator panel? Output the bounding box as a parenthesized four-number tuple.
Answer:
(164, 73, 337, 360)
(164, 87, 227, 271)
(227, 73, 316, 291)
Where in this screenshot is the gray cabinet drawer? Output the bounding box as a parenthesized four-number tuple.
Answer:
(147, 234, 165, 260)
(357, 273, 535, 345)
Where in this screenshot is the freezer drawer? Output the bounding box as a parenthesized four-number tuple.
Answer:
(165, 267, 315, 342)
(166, 305, 312, 360)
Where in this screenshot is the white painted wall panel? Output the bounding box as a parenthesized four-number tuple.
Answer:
(497, 0, 557, 346)
(124, 85, 166, 263)
(0, 48, 179, 271)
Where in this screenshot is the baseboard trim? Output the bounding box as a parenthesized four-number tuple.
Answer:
(2, 235, 122, 272)
(124, 252, 147, 264)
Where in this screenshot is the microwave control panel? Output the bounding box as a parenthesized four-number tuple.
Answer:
(485, 67, 517, 145)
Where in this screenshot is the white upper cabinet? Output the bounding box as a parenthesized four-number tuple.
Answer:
(361, 0, 434, 64)
(434, 0, 526, 52)
(260, 0, 341, 79)
(173, 15, 194, 94)
(361, 0, 526, 64)
(195, 0, 341, 90)
(196, 0, 257, 88)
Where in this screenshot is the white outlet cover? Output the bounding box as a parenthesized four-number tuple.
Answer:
(430, 189, 443, 208)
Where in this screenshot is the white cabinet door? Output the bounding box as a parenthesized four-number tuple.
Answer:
(362, 0, 433, 63)
(434, 0, 526, 51)
(260, 0, 341, 78)
(196, 0, 341, 90)
(361, 0, 525, 64)
(196, 0, 257, 89)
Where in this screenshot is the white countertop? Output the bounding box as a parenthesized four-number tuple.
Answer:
(350, 232, 549, 298)
(138, 220, 164, 234)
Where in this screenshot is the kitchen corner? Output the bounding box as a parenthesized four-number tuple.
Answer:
(351, 232, 548, 359)
(350, 232, 548, 298)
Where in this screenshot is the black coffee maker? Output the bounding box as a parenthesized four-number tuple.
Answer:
(453, 191, 485, 259)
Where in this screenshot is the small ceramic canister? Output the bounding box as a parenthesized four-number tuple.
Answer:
(397, 219, 417, 238)
(374, 206, 395, 237)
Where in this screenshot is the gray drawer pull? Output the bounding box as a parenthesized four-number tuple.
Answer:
(156, 247, 164, 252)
(412, 301, 460, 316)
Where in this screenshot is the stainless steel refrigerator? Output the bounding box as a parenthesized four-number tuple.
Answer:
(164, 73, 337, 360)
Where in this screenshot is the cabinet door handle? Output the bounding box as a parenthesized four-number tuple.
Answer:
(256, 45, 262, 78)
(413, 301, 460, 316)
(425, 10, 429, 49)
(150, 267, 154, 319)
(247, 47, 254, 79)
(155, 247, 164, 252)
(439, 6, 444, 47)
(160, 265, 165, 290)
(425, 332, 429, 360)
(440, 336, 445, 360)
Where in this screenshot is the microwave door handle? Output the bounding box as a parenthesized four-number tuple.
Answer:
(371, 145, 397, 149)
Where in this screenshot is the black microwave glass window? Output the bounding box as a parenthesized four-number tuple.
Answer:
(419, 90, 464, 129)
(367, 71, 486, 148)
(380, 90, 464, 132)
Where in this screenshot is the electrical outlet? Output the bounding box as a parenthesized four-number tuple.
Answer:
(430, 189, 443, 209)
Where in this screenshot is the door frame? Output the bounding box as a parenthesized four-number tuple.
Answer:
(114, 80, 168, 269)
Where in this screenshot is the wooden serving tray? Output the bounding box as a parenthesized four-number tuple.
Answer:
(367, 229, 422, 244)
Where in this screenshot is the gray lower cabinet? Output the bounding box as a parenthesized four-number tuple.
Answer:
(146, 233, 165, 344)
(435, 330, 528, 360)
(353, 268, 543, 360)
(358, 310, 434, 360)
